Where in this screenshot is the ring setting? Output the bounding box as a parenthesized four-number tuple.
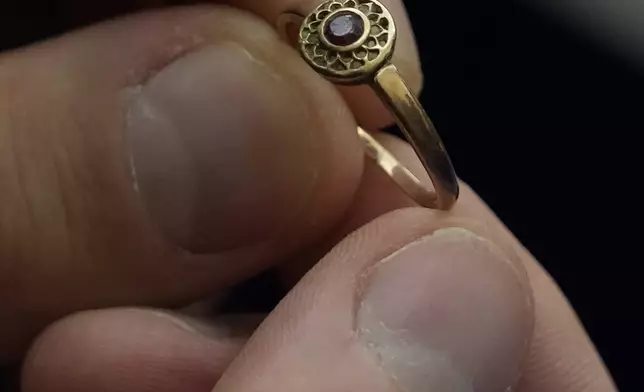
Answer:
(279, 0, 460, 210)
(299, 0, 395, 83)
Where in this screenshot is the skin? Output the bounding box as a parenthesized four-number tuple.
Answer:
(0, 1, 617, 391)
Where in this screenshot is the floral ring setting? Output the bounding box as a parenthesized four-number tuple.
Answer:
(281, 0, 461, 210)
(298, 0, 396, 84)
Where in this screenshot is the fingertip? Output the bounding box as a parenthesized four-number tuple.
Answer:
(22, 308, 245, 392)
(214, 209, 534, 392)
(356, 227, 533, 392)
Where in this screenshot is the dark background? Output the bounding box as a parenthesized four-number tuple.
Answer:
(1, 0, 636, 390)
(403, 0, 636, 389)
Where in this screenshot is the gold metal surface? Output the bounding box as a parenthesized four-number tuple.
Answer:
(357, 127, 438, 207)
(372, 64, 459, 209)
(277, 0, 459, 210)
(297, 0, 396, 84)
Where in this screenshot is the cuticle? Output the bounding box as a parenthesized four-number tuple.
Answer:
(349, 228, 447, 332)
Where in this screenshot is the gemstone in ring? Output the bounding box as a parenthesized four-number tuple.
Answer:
(278, 0, 460, 210)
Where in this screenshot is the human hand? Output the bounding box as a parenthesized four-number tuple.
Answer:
(0, 1, 616, 391)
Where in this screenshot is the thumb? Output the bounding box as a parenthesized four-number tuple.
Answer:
(213, 209, 534, 392)
(0, 5, 362, 361)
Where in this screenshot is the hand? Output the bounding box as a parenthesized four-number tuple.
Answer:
(0, 1, 616, 392)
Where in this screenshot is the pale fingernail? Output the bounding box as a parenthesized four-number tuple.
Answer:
(127, 43, 317, 254)
(358, 228, 533, 392)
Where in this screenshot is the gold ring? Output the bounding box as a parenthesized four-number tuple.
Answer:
(277, 0, 459, 210)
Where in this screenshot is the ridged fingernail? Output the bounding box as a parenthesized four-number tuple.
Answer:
(127, 43, 316, 253)
(358, 228, 533, 392)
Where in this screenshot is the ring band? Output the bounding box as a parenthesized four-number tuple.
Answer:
(277, 0, 459, 210)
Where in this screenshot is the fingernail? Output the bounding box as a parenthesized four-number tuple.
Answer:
(127, 43, 317, 253)
(357, 228, 533, 392)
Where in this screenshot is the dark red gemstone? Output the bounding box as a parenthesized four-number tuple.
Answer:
(324, 13, 364, 46)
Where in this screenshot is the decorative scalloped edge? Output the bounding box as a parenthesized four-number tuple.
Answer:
(299, 0, 394, 77)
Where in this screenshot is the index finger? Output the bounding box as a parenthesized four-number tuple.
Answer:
(220, 0, 423, 130)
